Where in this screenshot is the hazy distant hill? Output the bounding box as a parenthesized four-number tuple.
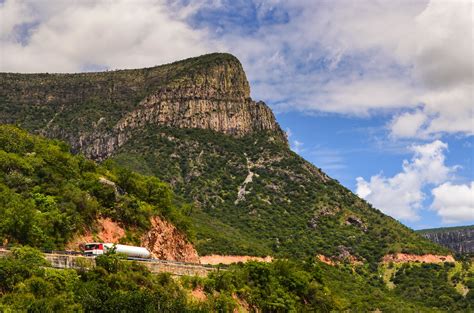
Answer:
(418, 225, 474, 255)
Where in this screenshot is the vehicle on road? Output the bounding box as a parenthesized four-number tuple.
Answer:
(83, 243, 151, 259)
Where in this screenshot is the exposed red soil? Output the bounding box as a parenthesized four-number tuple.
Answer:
(190, 286, 207, 302)
(66, 216, 199, 263)
(141, 216, 200, 263)
(66, 217, 125, 250)
(199, 255, 273, 265)
(316, 254, 363, 266)
(382, 253, 455, 263)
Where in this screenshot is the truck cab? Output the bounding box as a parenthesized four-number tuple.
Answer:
(83, 243, 105, 256)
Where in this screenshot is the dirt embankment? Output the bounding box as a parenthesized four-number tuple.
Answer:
(67, 216, 199, 263)
(141, 217, 199, 263)
(316, 254, 363, 266)
(200, 255, 273, 265)
(66, 217, 125, 250)
(382, 253, 455, 263)
(190, 287, 207, 302)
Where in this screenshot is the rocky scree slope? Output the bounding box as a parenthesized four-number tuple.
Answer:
(0, 53, 447, 263)
(418, 226, 474, 255)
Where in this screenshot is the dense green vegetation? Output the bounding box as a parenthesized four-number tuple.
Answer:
(1, 247, 472, 312)
(0, 246, 202, 312)
(0, 126, 471, 312)
(391, 262, 472, 311)
(0, 124, 444, 261)
(0, 125, 192, 249)
(112, 126, 447, 262)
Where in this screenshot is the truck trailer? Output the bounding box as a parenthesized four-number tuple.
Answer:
(83, 243, 151, 259)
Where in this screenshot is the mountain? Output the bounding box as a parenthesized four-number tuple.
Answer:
(0, 125, 198, 262)
(1, 53, 284, 161)
(418, 225, 474, 255)
(1, 126, 471, 312)
(0, 53, 448, 263)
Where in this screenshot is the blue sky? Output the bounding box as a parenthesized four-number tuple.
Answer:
(1, 0, 472, 229)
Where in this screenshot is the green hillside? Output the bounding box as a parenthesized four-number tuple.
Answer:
(2, 246, 472, 312)
(111, 125, 446, 263)
(0, 53, 447, 263)
(0, 121, 471, 311)
(0, 125, 192, 249)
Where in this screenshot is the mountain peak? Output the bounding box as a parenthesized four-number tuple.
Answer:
(147, 52, 251, 100)
(0, 53, 286, 160)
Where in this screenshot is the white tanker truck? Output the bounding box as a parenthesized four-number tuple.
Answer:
(83, 243, 151, 259)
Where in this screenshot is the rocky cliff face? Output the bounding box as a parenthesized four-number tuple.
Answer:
(0, 53, 285, 160)
(418, 226, 474, 255)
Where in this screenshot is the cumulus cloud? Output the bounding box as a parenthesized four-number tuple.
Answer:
(356, 140, 453, 221)
(0, 0, 214, 72)
(1, 0, 472, 137)
(431, 182, 474, 224)
(192, 0, 473, 136)
(390, 110, 429, 138)
(388, 0, 474, 138)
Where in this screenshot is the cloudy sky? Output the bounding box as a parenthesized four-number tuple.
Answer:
(1, 0, 473, 229)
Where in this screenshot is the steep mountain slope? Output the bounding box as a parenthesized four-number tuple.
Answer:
(0, 53, 447, 263)
(418, 226, 474, 255)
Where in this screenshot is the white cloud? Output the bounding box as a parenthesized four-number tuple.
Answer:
(390, 110, 428, 138)
(0, 0, 34, 40)
(356, 140, 453, 221)
(388, 0, 474, 138)
(431, 182, 474, 224)
(0, 0, 214, 72)
(1, 0, 472, 137)
(292, 140, 304, 154)
(286, 127, 304, 154)
(211, 0, 473, 137)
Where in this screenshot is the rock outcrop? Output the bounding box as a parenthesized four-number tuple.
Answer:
(0, 53, 286, 160)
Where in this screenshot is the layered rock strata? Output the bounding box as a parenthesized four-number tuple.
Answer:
(0, 53, 286, 160)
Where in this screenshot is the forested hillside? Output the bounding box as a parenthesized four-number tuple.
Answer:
(1, 246, 472, 312)
(0, 125, 192, 249)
